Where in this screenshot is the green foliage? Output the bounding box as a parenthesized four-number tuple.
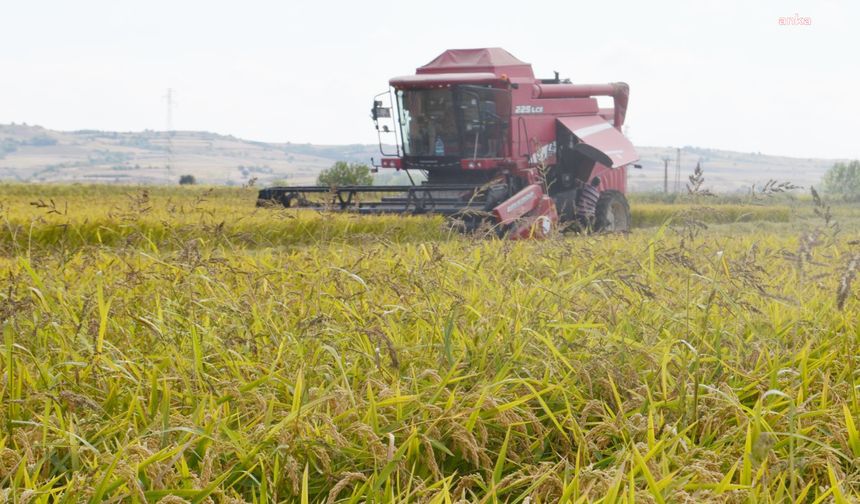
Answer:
(317, 160, 373, 187)
(823, 160, 860, 198)
(179, 174, 197, 185)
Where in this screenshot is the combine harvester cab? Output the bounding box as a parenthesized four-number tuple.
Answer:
(258, 48, 639, 237)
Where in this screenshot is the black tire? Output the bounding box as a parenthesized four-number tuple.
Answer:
(595, 190, 631, 232)
(553, 188, 578, 223)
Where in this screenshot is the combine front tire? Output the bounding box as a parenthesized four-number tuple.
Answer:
(595, 190, 631, 232)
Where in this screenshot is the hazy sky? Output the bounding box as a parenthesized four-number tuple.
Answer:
(1, 1, 857, 159)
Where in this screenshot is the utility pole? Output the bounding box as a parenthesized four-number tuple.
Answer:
(661, 156, 671, 193)
(163, 88, 175, 183)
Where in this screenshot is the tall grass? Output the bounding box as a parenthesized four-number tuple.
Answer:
(0, 184, 858, 502)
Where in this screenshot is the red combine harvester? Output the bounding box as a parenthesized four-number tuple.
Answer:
(257, 48, 639, 237)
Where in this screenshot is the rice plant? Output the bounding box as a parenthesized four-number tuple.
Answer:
(0, 184, 858, 502)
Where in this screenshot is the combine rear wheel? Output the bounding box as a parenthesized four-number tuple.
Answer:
(595, 190, 631, 232)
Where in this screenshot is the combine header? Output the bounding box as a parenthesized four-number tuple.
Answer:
(258, 48, 639, 237)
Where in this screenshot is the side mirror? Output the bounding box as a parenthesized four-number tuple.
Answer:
(371, 101, 391, 121)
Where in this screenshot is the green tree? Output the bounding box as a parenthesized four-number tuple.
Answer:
(179, 174, 197, 185)
(823, 160, 860, 198)
(317, 161, 373, 187)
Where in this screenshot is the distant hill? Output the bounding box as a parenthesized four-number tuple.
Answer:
(632, 146, 841, 193)
(0, 124, 379, 186)
(0, 123, 845, 191)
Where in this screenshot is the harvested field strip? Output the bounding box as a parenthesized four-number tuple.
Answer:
(631, 203, 791, 228)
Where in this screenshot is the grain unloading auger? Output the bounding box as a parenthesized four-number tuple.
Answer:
(257, 48, 640, 238)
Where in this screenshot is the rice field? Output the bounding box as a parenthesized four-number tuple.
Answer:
(1, 184, 859, 502)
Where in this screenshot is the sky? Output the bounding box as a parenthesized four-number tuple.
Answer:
(1, 0, 857, 159)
